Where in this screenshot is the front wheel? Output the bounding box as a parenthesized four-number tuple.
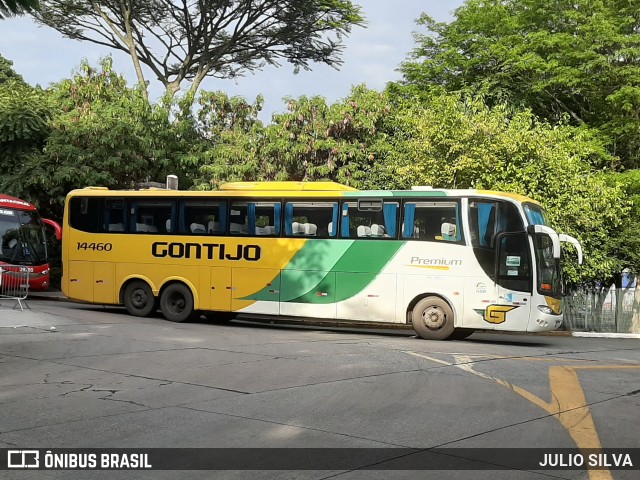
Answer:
(411, 296, 455, 340)
(123, 281, 155, 317)
(160, 283, 194, 323)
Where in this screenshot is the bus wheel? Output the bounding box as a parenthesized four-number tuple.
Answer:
(160, 283, 194, 323)
(411, 296, 455, 340)
(123, 281, 156, 317)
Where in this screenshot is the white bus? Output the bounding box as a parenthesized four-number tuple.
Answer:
(62, 182, 582, 340)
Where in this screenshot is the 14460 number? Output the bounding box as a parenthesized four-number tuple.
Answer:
(76, 242, 112, 251)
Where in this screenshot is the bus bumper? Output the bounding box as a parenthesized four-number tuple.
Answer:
(527, 313, 563, 332)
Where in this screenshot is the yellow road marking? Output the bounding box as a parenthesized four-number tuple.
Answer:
(406, 351, 640, 480)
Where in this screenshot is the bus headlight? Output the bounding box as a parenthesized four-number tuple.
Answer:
(537, 305, 553, 315)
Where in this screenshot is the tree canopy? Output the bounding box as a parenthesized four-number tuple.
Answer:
(35, 0, 365, 101)
(400, 0, 640, 169)
(0, 0, 38, 18)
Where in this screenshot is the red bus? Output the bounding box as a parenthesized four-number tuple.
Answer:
(0, 194, 62, 291)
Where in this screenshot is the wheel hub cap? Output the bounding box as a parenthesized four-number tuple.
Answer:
(423, 306, 445, 330)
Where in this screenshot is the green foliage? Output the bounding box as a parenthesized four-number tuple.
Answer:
(0, 0, 38, 18)
(374, 90, 627, 284)
(0, 55, 26, 85)
(10, 58, 189, 218)
(0, 80, 52, 205)
(603, 170, 640, 283)
(400, 0, 640, 168)
(194, 85, 393, 188)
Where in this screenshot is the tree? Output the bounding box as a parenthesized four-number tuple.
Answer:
(35, 1, 365, 101)
(11, 58, 190, 218)
(193, 85, 393, 188)
(0, 79, 51, 207)
(373, 89, 628, 284)
(400, 0, 640, 168)
(0, 0, 38, 18)
(0, 54, 27, 85)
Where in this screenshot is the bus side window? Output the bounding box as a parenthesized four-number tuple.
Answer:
(470, 200, 524, 248)
(101, 199, 127, 233)
(402, 201, 463, 243)
(339, 201, 398, 239)
(129, 200, 174, 234)
(179, 200, 227, 235)
(497, 232, 532, 293)
(284, 201, 338, 238)
(230, 201, 281, 236)
(69, 197, 101, 233)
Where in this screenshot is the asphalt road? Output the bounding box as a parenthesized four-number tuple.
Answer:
(1, 299, 639, 480)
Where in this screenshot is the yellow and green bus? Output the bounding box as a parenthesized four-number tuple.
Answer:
(62, 181, 582, 340)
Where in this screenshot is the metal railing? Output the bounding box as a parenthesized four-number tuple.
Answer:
(0, 265, 30, 311)
(563, 287, 639, 334)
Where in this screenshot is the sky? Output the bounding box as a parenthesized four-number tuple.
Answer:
(0, 1, 465, 121)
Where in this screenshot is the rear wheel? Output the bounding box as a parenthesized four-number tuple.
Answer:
(411, 296, 455, 340)
(160, 283, 194, 323)
(123, 281, 155, 317)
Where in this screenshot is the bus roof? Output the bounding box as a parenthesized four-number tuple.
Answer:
(68, 182, 540, 204)
(0, 194, 36, 211)
(220, 181, 357, 192)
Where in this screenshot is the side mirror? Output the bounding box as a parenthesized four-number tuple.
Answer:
(42, 218, 62, 241)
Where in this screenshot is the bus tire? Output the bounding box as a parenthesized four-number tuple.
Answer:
(411, 296, 455, 340)
(123, 281, 156, 317)
(160, 283, 194, 323)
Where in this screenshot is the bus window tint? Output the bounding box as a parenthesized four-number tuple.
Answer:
(523, 203, 548, 226)
(102, 199, 127, 233)
(340, 201, 398, 239)
(401, 201, 463, 243)
(469, 201, 524, 248)
(69, 197, 101, 233)
(284, 202, 338, 238)
(497, 233, 532, 292)
(129, 200, 174, 234)
(230, 201, 281, 236)
(179, 200, 227, 235)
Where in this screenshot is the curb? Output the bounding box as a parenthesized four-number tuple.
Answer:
(571, 332, 640, 339)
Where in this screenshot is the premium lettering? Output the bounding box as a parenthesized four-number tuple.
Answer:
(410, 257, 462, 266)
(152, 242, 261, 261)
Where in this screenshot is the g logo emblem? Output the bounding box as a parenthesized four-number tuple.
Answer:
(485, 305, 518, 324)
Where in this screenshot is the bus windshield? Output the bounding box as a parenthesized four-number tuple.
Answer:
(533, 234, 561, 298)
(0, 209, 48, 265)
(523, 203, 548, 226)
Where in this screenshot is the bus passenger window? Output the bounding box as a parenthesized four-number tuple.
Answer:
(469, 200, 524, 248)
(230, 201, 281, 236)
(69, 197, 101, 233)
(101, 199, 127, 233)
(179, 200, 227, 235)
(340, 201, 398, 239)
(284, 202, 338, 238)
(402, 201, 463, 243)
(129, 200, 174, 234)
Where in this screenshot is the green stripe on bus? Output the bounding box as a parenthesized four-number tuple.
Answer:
(241, 240, 353, 302)
(287, 241, 404, 304)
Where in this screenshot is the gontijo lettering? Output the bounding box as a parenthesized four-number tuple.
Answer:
(152, 242, 261, 261)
